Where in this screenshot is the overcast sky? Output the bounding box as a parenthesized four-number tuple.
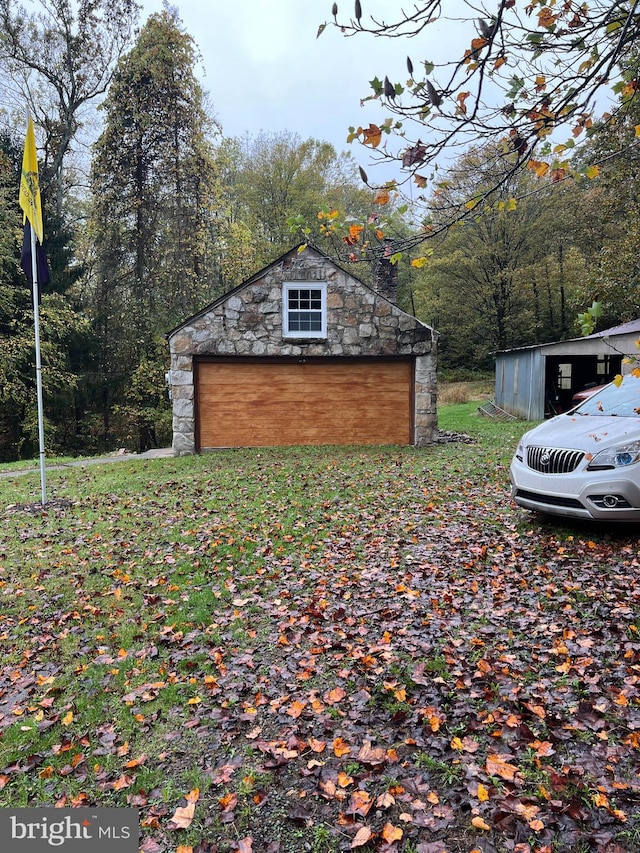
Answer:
(141, 0, 463, 177)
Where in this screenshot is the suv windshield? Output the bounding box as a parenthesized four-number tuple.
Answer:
(573, 376, 640, 417)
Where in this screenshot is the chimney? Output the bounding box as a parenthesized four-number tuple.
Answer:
(372, 244, 398, 305)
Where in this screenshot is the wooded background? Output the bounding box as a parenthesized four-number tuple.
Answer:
(1, 1, 638, 459)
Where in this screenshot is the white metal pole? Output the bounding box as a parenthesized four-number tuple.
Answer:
(29, 223, 47, 505)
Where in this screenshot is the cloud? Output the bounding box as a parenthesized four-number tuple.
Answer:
(142, 0, 466, 179)
(143, 1, 392, 148)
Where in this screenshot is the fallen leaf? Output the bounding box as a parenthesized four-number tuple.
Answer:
(357, 741, 386, 765)
(333, 736, 351, 757)
(382, 822, 403, 843)
(477, 783, 490, 802)
(219, 792, 238, 813)
(486, 753, 519, 781)
(376, 791, 395, 809)
(140, 839, 163, 853)
(169, 801, 196, 829)
(529, 740, 554, 757)
(348, 790, 373, 816)
(323, 687, 347, 705)
(338, 771, 354, 788)
(351, 826, 373, 848)
(285, 699, 306, 718)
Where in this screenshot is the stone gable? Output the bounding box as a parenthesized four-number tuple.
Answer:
(168, 246, 438, 454)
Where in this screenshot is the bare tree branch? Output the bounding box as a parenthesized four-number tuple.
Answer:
(0, 0, 140, 217)
(317, 1, 640, 259)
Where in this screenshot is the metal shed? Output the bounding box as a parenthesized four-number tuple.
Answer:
(495, 319, 640, 420)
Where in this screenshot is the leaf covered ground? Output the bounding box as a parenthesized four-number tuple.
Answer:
(0, 414, 639, 853)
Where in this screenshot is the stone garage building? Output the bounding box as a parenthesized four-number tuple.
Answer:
(167, 245, 438, 454)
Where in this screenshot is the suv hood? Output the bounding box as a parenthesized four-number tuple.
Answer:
(523, 414, 640, 449)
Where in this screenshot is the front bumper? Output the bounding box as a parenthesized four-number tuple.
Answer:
(509, 457, 640, 521)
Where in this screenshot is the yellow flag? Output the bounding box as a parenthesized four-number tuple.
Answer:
(19, 116, 44, 244)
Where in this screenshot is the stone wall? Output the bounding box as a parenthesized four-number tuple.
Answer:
(169, 247, 438, 453)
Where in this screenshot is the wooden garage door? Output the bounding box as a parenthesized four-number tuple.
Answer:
(196, 359, 413, 448)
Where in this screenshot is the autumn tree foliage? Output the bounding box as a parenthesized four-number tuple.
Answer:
(213, 131, 373, 286)
(412, 148, 590, 368)
(317, 1, 640, 260)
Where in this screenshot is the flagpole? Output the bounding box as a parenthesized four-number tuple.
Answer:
(19, 115, 47, 506)
(29, 222, 47, 505)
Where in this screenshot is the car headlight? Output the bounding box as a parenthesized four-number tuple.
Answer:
(514, 441, 524, 462)
(587, 441, 640, 470)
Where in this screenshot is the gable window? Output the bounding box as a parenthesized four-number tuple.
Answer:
(282, 282, 327, 338)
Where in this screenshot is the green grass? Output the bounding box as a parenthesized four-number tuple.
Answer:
(437, 398, 532, 440)
(0, 408, 637, 853)
(0, 454, 80, 472)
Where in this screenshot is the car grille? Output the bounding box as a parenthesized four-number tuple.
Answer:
(514, 489, 584, 509)
(526, 446, 585, 474)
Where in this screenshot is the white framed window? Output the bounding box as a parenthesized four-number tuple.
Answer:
(282, 282, 327, 338)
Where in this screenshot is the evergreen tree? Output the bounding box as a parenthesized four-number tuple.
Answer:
(0, 130, 90, 460)
(87, 8, 221, 450)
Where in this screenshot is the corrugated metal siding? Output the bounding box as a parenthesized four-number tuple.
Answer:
(543, 332, 640, 357)
(494, 321, 640, 421)
(495, 350, 545, 420)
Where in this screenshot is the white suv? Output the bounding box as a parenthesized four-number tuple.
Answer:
(510, 374, 640, 520)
